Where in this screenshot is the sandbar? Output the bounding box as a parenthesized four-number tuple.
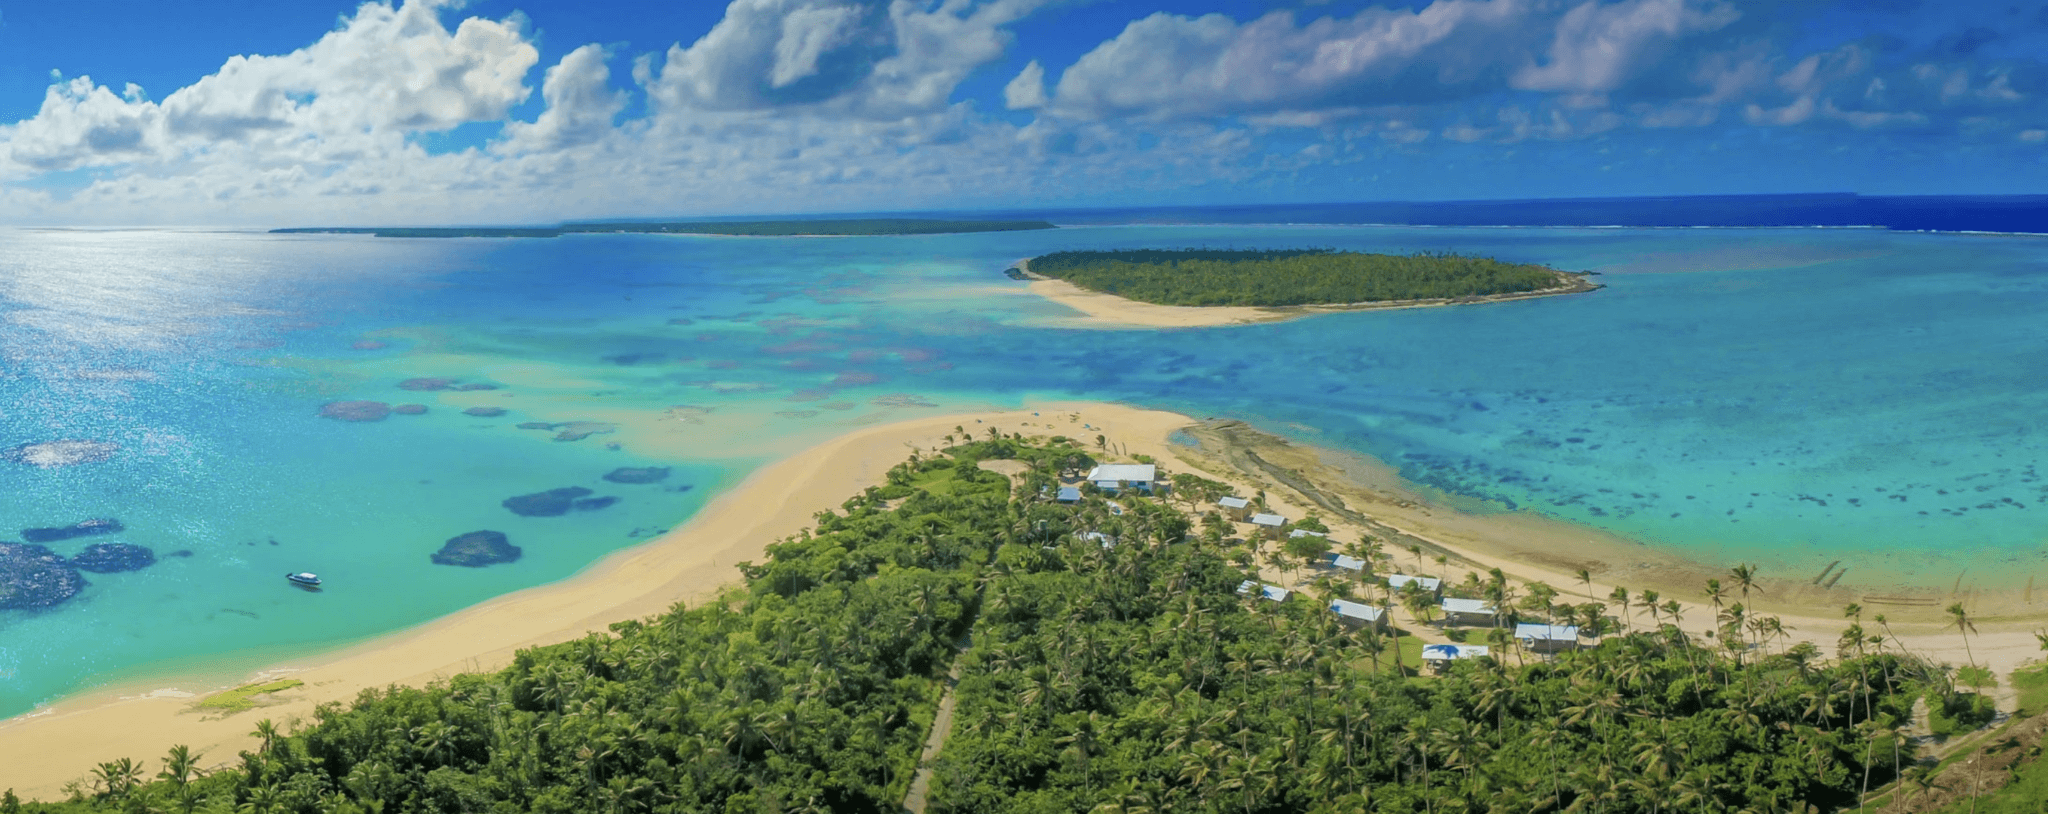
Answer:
(1014, 259, 1601, 329)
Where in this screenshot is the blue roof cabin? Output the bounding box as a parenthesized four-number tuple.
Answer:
(1217, 496, 1252, 520)
(1422, 644, 1491, 672)
(1320, 553, 1367, 572)
(1236, 580, 1290, 602)
(1055, 486, 1081, 503)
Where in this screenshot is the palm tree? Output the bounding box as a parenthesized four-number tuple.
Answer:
(90, 758, 144, 801)
(1948, 602, 1979, 668)
(250, 719, 280, 757)
(1609, 586, 1632, 633)
(1575, 568, 1596, 601)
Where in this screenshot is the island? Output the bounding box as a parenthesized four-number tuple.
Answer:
(270, 218, 1057, 238)
(1014, 248, 1598, 328)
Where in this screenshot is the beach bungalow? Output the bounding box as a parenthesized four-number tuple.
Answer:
(1217, 496, 1253, 520)
(1236, 580, 1290, 603)
(1421, 644, 1492, 673)
(1081, 531, 1116, 549)
(1386, 574, 1443, 595)
(1055, 486, 1082, 504)
(1320, 553, 1367, 573)
(1327, 599, 1389, 630)
(1515, 623, 1582, 653)
(1085, 464, 1157, 494)
(1288, 528, 1327, 540)
(1440, 597, 1497, 627)
(1249, 513, 1287, 539)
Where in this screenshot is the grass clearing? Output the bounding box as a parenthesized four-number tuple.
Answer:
(195, 678, 304, 714)
(2012, 664, 2048, 716)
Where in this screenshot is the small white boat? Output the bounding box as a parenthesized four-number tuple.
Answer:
(286, 572, 322, 587)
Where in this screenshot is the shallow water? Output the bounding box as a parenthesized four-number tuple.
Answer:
(0, 224, 2043, 717)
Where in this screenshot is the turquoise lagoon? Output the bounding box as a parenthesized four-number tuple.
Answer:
(0, 224, 2044, 718)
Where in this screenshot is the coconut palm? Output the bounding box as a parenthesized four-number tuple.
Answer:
(1948, 602, 1979, 668)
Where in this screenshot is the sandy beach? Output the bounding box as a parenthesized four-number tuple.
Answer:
(0, 402, 1190, 800)
(6, 400, 2045, 798)
(1013, 260, 1601, 329)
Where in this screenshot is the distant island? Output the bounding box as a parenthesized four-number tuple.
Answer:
(270, 218, 1057, 238)
(1014, 248, 1598, 328)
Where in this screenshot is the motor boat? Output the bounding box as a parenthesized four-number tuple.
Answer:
(286, 572, 322, 587)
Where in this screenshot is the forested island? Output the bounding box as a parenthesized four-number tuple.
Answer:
(270, 219, 1057, 238)
(14, 433, 2032, 814)
(1023, 248, 1595, 307)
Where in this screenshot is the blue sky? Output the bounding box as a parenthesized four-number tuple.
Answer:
(0, 0, 2040, 225)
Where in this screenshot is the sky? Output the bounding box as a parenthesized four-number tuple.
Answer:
(0, 0, 2041, 225)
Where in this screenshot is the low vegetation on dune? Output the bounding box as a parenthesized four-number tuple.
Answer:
(10, 435, 2028, 813)
(1026, 248, 1579, 307)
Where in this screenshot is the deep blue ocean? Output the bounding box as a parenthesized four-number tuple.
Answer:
(1, 207, 2044, 717)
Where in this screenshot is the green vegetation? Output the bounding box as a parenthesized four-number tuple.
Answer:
(1027, 248, 1581, 307)
(10, 436, 1961, 814)
(192, 680, 304, 715)
(2013, 664, 2048, 715)
(1928, 692, 1999, 740)
(270, 219, 1057, 238)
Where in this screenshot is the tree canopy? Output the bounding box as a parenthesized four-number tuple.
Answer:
(10, 436, 1959, 814)
(1026, 248, 1577, 307)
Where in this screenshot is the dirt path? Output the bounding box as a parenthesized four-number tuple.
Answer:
(902, 653, 967, 813)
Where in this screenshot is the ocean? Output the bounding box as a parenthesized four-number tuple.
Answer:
(0, 211, 2044, 717)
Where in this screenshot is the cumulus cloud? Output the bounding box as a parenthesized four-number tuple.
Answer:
(1004, 60, 1048, 109)
(0, 0, 2042, 225)
(0, 0, 536, 177)
(500, 45, 627, 152)
(644, 0, 1046, 118)
(1510, 0, 1740, 95)
(1043, 2, 1532, 120)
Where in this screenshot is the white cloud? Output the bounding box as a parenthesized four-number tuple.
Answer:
(500, 45, 627, 153)
(0, 0, 537, 177)
(1510, 0, 1739, 94)
(1045, 2, 1532, 120)
(1004, 60, 1048, 110)
(645, 0, 1045, 118)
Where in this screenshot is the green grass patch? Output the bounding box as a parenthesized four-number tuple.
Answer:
(2012, 665, 2048, 716)
(195, 679, 304, 714)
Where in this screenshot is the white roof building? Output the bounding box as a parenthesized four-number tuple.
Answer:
(1323, 553, 1367, 572)
(1515, 623, 1580, 643)
(1081, 531, 1115, 549)
(1328, 599, 1387, 624)
(1250, 513, 1286, 528)
(1086, 464, 1157, 484)
(1422, 644, 1491, 662)
(1236, 581, 1290, 602)
(1441, 597, 1495, 616)
(1218, 496, 1251, 510)
(1387, 574, 1442, 592)
(1288, 529, 1327, 539)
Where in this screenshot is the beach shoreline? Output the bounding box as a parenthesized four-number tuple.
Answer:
(6, 400, 2045, 798)
(1013, 259, 1602, 329)
(0, 402, 1190, 800)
